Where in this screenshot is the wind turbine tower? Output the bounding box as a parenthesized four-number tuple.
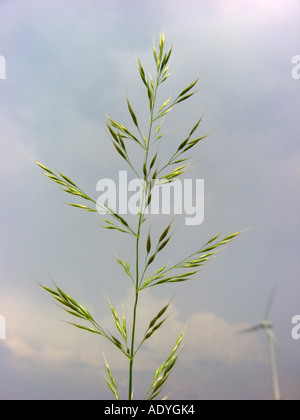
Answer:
(239, 289, 280, 400)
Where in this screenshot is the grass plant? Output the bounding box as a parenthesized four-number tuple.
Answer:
(36, 32, 240, 400)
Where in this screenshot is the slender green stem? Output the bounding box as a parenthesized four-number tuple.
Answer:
(128, 212, 142, 400)
(128, 78, 159, 400)
(128, 290, 139, 399)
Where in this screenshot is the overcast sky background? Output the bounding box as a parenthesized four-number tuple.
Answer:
(0, 0, 299, 400)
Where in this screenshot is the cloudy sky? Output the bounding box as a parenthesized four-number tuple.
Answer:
(0, 0, 299, 400)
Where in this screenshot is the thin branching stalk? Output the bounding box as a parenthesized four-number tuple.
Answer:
(35, 32, 241, 400)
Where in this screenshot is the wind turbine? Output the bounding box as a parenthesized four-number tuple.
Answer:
(239, 288, 280, 400)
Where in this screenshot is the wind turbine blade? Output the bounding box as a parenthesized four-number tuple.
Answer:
(264, 327, 277, 347)
(264, 286, 276, 320)
(265, 326, 282, 354)
(238, 324, 262, 335)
